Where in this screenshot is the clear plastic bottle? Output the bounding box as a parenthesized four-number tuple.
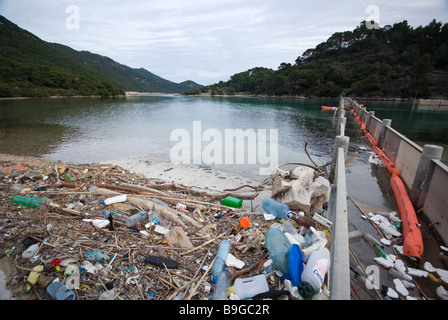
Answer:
(125, 211, 148, 227)
(262, 197, 315, 227)
(264, 227, 291, 275)
(298, 248, 330, 299)
(212, 240, 231, 282)
(262, 197, 293, 219)
(212, 270, 230, 300)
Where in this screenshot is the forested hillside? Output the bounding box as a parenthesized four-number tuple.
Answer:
(0, 15, 202, 97)
(186, 20, 448, 99)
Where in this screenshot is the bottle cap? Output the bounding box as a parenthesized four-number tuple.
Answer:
(240, 217, 250, 228)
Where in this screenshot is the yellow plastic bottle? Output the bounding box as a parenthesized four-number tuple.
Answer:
(25, 265, 44, 293)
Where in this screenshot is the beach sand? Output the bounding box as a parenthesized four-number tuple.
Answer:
(103, 154, 266, 193)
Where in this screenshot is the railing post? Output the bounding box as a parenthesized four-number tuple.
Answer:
(377, 119, 392, 149)
(410, 144, 444, 208)
(330, 136, 349, 183)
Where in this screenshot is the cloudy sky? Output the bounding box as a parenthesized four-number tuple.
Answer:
(1, 0, 447, 85)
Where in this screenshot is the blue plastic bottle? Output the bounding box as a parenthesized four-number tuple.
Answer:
(262, 197, 293, 219)
(212, 240, 231, 282)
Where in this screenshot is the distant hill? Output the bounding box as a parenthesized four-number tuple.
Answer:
(0, 15, 202, 97)
(186, 20, 448, 99)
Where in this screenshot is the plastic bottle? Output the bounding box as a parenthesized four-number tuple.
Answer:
(212, 270, 230, 300)
(125, 211, 148, 227)
(99, 289, 115, 300)
(264, 227, 291, 275)
(100, 194, 127, 205)
(212, 240, 231, 282)
(221, 196, 243, 208)
(84, 249, 110, 262)
(22, 242, 40, 259)
(25, 265, 44, 293)
(9, 195, 44, 208)
(262, 197, 293, 219)
(262, 197, 315, 227)
(298, 248, 330, 299)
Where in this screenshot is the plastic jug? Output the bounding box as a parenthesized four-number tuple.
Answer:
(234, 275, 269, 299)
(264, 227, 291, 275)
(298, 248, 330, 299)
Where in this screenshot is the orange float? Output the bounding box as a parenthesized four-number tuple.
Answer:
(390, 174, 424, 260)
(321, 106, 339, 111)
(350, 108, 423, 261)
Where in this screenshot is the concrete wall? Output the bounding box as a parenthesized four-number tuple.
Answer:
(328, 98, 350, 300)
(349, 98, 448, 245)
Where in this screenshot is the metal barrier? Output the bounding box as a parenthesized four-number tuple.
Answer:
(327, 98, 350, 300)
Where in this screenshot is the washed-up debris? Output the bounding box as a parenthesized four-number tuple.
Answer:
(0, 156, 335, 300)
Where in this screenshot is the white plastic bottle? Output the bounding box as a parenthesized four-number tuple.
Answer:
(100, 194, 127, 205)
(298, 248, 330, 299)
(22, 242, 40, 259)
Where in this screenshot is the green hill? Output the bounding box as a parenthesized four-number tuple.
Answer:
(186, 20, 448, 99)
(0, 15, 202, 97)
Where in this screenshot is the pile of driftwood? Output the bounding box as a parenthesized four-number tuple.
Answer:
(0, 156, 278, 300)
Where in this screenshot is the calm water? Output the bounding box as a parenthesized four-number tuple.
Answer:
(0, 95, 447, 178)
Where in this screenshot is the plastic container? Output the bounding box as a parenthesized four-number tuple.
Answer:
(99, 289, 115, 300)
(289, 244, 304, 287)
(25, 265, 44, 293)
(84, 249, 110, 262)
(262, 197, 292, 219)
(298, 248, 330, 299)
(234, 275, 269, 299)
(46, 280, 76, 300)
(125, 211, 148, 227)
(212, 270, 230, 300)
(212, 240, 231, 282)
(100, 194, 127, 205)
(22, 242, 40, 259)
(264, 227, 291, 275)
(221, 196, 243, 208)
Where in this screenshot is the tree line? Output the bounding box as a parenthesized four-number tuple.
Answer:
(185, 20, 448, 99)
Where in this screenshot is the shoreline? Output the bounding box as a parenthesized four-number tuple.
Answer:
(0, 153, 265, 193)
(0, 91, 432, 102)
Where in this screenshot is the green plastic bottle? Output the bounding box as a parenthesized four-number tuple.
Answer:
(9, 195, 44, 208)
(221, 196, 243, 208)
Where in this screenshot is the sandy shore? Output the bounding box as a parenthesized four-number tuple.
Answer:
(103, 154, 265, 193)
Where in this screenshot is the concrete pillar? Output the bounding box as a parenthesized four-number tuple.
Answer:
(337, 117, 347, 136)
(366, 111, 375, 133)
(377, 119, 392, 149)
(330, 136, 350, 183)
(410, 144, 444, 207)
